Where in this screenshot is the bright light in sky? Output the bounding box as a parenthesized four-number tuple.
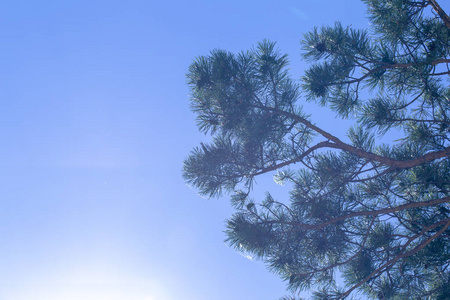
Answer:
(6, 263, 170, 300)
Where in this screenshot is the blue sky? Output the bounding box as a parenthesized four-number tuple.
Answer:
(1, 1, 439, 299)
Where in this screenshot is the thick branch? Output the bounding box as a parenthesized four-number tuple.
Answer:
(430, 0, 450, 29)
(258, 106, 450, 169)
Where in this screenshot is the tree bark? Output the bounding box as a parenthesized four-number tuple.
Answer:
(259, 106, 450, 170)
(430, 0, 450, 29)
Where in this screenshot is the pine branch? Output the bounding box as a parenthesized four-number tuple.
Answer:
(339, 219, 450, 299)
(265, 196, 450, 231)
(335, 58, 450, 86)
(258, 105, 450, 169)
(249, 141, 332, 177)
(186, 9, 450, 297)
(429, 0, 450, 29)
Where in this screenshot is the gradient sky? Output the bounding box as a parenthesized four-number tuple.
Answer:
(3, 1, 446, 299)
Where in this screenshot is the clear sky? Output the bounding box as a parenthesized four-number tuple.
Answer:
(2, 1, 442, 299)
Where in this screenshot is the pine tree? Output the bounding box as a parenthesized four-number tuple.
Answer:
(183, 1, 450, 298)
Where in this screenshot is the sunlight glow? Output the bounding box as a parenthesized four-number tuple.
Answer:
(6, 264, 170, 300)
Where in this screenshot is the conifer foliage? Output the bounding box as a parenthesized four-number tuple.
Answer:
(184, 1, 450, 298)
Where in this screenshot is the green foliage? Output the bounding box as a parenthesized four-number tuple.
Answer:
(184, 1, 450, 299)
